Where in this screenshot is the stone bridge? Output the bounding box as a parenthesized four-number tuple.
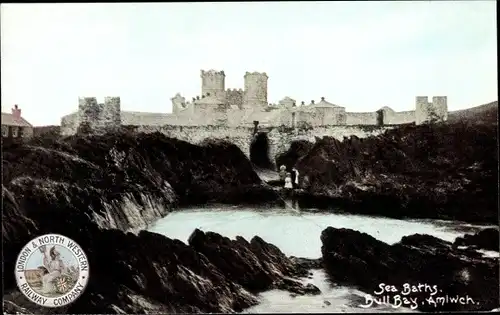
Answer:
(128, 124, 392, 169)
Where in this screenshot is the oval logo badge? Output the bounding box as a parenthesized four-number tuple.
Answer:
(15, 234, 90, 308)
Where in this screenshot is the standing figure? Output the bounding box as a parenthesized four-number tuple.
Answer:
(291, 168, 300, 189)
(279, 165, 287, 184)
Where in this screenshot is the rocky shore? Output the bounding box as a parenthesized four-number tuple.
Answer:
(277, 121, 498, 224)
(2, 131, 317, 313)
(4, 225, 321, 314)
(3, 122, 499, 313)
(453, 227, 500, 251)
(320, 227, 499, 312)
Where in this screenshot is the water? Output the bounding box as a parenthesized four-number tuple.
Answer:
(148, 205, 497, 313)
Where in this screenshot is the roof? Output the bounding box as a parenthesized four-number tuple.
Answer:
(309, 98, 342, 108)
(1, 113, 33, 127)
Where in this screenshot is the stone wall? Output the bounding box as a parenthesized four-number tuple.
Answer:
(226, 89, 244, 108)
(345, 112, 378, 125)
(123, 124, 391, 165)
(379, 107, 416, 125)
(126, 125, 255, 160)
(266, 125, 392, 160)
(345, 109, 416, 126)
(121, 111, 180, 126)
(61, 112, 79, 136)
(312, 107, 347, 125)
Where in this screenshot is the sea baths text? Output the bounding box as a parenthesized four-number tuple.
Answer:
(359, 283, 476, 310)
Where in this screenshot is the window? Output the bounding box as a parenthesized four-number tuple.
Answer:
(12, 126, 18, 137)
(18, 127, 24, 138)
(1, 125, 8, 137)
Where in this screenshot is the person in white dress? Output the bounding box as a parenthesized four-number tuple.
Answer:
(284, 173, 293, 189)
(279, 165, 287, 183)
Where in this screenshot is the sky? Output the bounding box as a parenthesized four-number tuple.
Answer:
(1, 1, 497, 126)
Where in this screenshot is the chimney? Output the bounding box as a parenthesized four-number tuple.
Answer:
(12, 104, 21, 120)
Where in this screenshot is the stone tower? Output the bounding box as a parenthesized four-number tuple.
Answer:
(415, 96, 448, 125)
(201, 70, 225, 99)
(77, 96, 121, 134)
(243, 71, 268, 108)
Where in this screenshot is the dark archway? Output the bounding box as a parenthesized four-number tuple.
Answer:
(250, 132, 274, 170)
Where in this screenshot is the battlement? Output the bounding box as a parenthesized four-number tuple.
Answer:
(78, 96, 120, 105)
(78, 97, 98, 108)
(415, 95, 448, 125)
(416, 96, 429, 103)
(244, 71, 268, 78)
(201, 69, 225, 97)
(416, 95, 447, 105)
(432, 96, 447, 104)
(104, 96, 121, 104)
(201, 69, 225, 77)
(77, 96, 121, 134)
(226, 88, 244, 92)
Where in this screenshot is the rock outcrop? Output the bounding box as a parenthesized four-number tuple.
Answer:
(321, 227, 499, 312)
(454, 228, 500, 251)
(5, 226, 319, 314)
(287, 122, 497, 224)
(275, 139, 315, 171)
(3, 189, 319, 314)
(2, 131, 276, 291)
(2, 131, 311, 314)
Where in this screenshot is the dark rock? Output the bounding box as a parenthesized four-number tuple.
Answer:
(454, 228, 500, 251)
(275, 140, 314, 171)
(2, 130, 278, 223)
(292, 122, 498, 224)
(4, 210, 319, 314)
(188, 229, 320, 295)
(2, 186, 38, 290)
(321, 227, 499, 312)
(289, 256, 323, 269)
(1, 131, 306, 313)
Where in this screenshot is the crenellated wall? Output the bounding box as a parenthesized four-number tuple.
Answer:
(163, 70, 448, 128)
(77, 97, 121, 134)
(58, 70, 449, 162)
(415, 96, 448, 125)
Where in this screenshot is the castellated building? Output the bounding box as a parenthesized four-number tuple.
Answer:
(60, 69, 448, 136)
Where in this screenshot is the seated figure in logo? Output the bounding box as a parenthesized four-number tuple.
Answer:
(40, 246, 67, 294)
